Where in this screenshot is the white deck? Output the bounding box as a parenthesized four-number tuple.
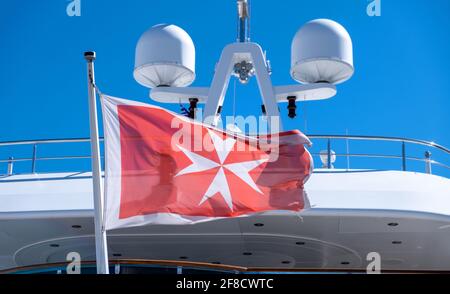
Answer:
(1, 170, 450, 271)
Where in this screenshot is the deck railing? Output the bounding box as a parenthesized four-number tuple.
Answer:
(0, 135, 449, 177)
(307, 135, 450, 174)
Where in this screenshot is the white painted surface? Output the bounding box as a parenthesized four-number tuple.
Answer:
(274, 83, 336, 102)
(1, 170, 450, 271)
(306, 170, 450, 215)
(1, 170, 449, 217)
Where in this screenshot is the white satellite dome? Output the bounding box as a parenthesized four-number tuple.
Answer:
(134, 24, 195, 88)
(291, 19, 354, 85)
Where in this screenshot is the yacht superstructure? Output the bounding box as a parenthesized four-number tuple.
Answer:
(1, 0, 450, 274)
(1, 135, 449, 273)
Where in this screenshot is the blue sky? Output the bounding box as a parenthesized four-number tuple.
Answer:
(1, 0, 449, 175)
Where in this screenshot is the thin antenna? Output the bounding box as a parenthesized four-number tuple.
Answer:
(248, 0, 251, 41)
(237, 0, 250, 42)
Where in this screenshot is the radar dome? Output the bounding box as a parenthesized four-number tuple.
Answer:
(134, 24, 195, 88)
(291, 19, 354, 85)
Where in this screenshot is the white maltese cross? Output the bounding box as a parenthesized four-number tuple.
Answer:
(175, 129, 267, 210)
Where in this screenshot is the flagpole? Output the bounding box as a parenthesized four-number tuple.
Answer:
(84, 51, 110, 274)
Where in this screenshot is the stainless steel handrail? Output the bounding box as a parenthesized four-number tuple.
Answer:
(0, 135, 447, 153)
(307, 135, 450, 155)
(309, 153, 450, 171)
(0, 138, 103, 147)
(0, 135, 449, 176)
(307, 135, 450, 174)
(0, 155, 103, 163)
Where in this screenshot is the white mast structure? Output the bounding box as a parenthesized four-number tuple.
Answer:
(134, 1, 354, 133)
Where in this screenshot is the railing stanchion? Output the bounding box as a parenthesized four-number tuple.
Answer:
(31, 144, 37, 173)
(7, 157, 14, 176)
(425, 151, 432, 175)
(327, 139, 332, 169)
(345, 130, 350, 170)
(401, 141, 406, 171)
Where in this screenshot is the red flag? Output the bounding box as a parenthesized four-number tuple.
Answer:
(102, 95, 312, 230)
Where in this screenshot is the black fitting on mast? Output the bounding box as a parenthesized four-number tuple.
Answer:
(287, 96, 297, 119)
(188, 98, 199, 119)
(261, 104, 266, 116)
